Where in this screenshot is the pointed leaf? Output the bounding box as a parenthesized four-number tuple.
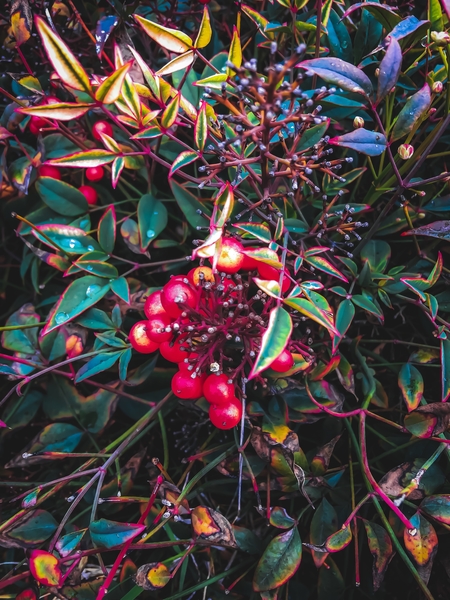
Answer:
(227, 27, 242, 76)
(270, 507, 296, 530)
(362, 519, 394, 592)
(11, 0, 32, 46)
(310, 498, 337, 568)
(36, 177, 88, 216)
(403, 512, 438, 584)
(111, 277, 130, 303)
(284, 297, 337, 335)
(329, 128, 387, 156)
(295, 121, 330, 153)
(253, 527, 302, 592)
(377, 37, 402, 103)
(75, 351, 123, 383)
(169, 150, 198, 177)
(399, 363, 424, 412)
(156, 50, 195, 76)
(137, 193, 168, 251)
(195, 7, 212, 48)
(421, 495, 450, 524)
(195, 73, 228, 89)
(325, 525, 352, 552)
(89, 519, 145, 548)
(35, 16, 91, 94)
(234, 223, 272, 243)
(191, 506, 237, 546)
(134, 14, 192, 53)
(161, 93, 180, 129)
(95, 62, 132, 104)
(170, 180, 211, 228)
(304, 255, 348, 282)
(441, 339, 450, 402)
(391, 84, 431, 142)
(215, 182, 234, 229)
(48, 149, 116, 168)
(249, 307, 292, 379)
(18, 102, 92, 120)
(195, 100, 208, 152)
(55, 529, 86, 557)
(332, 299, 355, 353)
(298, 57, 373, 96)
(98, 206, 116, 254)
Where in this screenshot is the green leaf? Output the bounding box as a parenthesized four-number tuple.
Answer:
(111, 277, 130, 303)
(1, 390, 42, 431)
(36, 177, 88, 216)
(1, 305, 40, 354)
(48, 149, 116, 168)
(318, 557, 345, 600)
(430, 0, 444, 31)
(134, 14, 193, 53)
(398, 363, 424, 412)
(360, 240, 391, 272)
(299, 57, 373, 96)
(362, 519, 394, 592)
(195, 73, 228, 89)
(391, 84, 431, 142)
(76, 308, 114, 330)
(73, 260, 118, 279)
(325, 525, 352, 552)
(170, 180, 211, 229)
(377, 37, 402, 104)
(234, 222, 272, 243)
(249, 307, 292, 379)
(354, 8, 383, 64)
(215, 183, 234, 229)
(441, 339, 450, 402)
(304, 255, 348, 282)
(138, 193, 168, 251)
(89, 519, 146, 549)
(119, 347, 132, 381)
(195, 101, 208, 152)
(41, 276, 110, 336)
(329, 129, 387, 156)
(332, 299, 355, 353)
(75, 351, 123, 383)
(421, 495, 450, 525)
(343, 3, 401, 31)
(18, 102, 93, 121)
(98, 206, 116, 254)
(55, 529, 87, 557)
(327, 10, 352, 62)
(270, 507, 296, 529)
(169, 150, 198, 177)
(352, 294, 384, 322)
(161, 93, 180, 129)
(284, 297, 337, 335)
(227, 27, 242, 75)
(253, 527, 302, 592)
(7, 510, 58, 546)
(295, 121, 330, 153)
(32, 223, 100, 255)
(95, 62, 132, 104)
(310, 498, 338, 568)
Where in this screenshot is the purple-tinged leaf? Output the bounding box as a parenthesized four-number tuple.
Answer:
(391, 84, 431, 142)
(329, 128, 387, 156)
(388, 16, 430, 43)
(377, 37, 402, 103)
(298, 57, 373, 96)
(342, 3, 401, 31)
(398, 363, 424, 412)
(402, 220, 450, 239)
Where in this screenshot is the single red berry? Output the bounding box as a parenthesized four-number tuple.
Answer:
(241, 246, 260, 270)
(93, 120, 113, 141)
(160, 338, 189, 363)
(210, 237, 245, 274)
(257, 263, 290, 293)
(29, 116, 48, 135)
(209, 397, 242, 429)
(144, 290, 167, 319)
(171, 370, 203, 400)
(188, 266, 215, 286)
(38, 165, 61, 179)
(86, 166, 104, 182)
(79, 185, 98, 205)
(269, 348, 294, 373)
(129, 321, 160, 354)
(203, 373, 235, 404)
(146, 315, 173, 343)
(161, 279, 197, 318)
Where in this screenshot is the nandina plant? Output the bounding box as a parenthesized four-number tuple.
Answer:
(2, 0, 450, 598)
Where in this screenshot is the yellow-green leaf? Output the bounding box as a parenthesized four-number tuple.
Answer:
(195, 6, 212, 48)
(48, 149, 116, 168)
(134, 14, 193, 53)
(249, 306, 292, 379)
(35, 16, 91, 94)
(95, 61, 132, 104)
(161, 93, 180, 129)
(17, 102, 93, 121)
(195, 73, 228, 89)
(215, 183, 234, 229)
(156, 50, 195, 76)
(169, 150, 198, 177)
(195, 100, 208, 152)
(284, 297, 337, 335)
(227, 27, 242, 76)
(128, 46, 161, 99)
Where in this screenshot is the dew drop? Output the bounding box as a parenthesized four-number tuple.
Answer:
(146, 229, 155, 238)
(55, 312, 69, 324)
(86, 284, 101, 298)
(86, 265, 93, 271)
(87, 245, 95, 252)
(68, 238, 80, 249)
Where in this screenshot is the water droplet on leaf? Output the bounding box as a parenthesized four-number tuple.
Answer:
(86, 285, 101, 298)
(55, 312, 69, 324)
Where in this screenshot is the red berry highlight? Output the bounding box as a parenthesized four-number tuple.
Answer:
(161, 279, 197, 318)
(269, 348, 294, 373)
(171, 371, 203, 400)
(29, 116, 48, 135)
(210, 237, 245, 274)
(144, 291, 167, 319)
(203, 373, 235, 404)
(79, 185, 98, 205)
(93, 120, 113, 141)
(209, 397, 242, 429)
(146, 315, 172, 343)
(86, 166, 104, 182)
(129, 321, 160, 354)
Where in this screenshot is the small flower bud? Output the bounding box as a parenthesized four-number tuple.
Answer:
(431, 31, 450, 46)
(398, 144, 414, 160)
(432, 81, 444, 93)
(353, 116, 365, 129)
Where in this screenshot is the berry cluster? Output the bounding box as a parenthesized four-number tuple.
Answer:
(129, 238, 300, 430)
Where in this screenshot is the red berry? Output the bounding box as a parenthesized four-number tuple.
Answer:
(38, 165, 61, 180)
(93, 120, 113, 141)
(209, 397, 242, 429)
(269, 348, 294, 373)
(144, 290, 167, 319)
(129, 321, 160, 354)
(171, 370, 203, 400)
(188, 266, 215, 286)
(161, 279, 197, 318)
(160, 338, 188, 363)
(86, 166, 104, 182)
(257, 263, 290, 293)
(146, 315, 173, 343)
(241, 246, 260, 270)
(210, 238, 245, 274)
(203, 374, 235, 404)
(79, 185, 98, 205)
(29, 116, 48, 135)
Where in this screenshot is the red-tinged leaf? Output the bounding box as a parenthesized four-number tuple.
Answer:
(11, 0, 32, 46)
(95, 61, 132, 104)
(243, 248, 282, 268)
(195, 100, 208, 152)
(156, 50, 194, 76)
(41, 276, 110, 336)
(161, 93, 180, 129)
(421, 495, 450, 524)
(215, 182, 234, 229)
(253, 527, 302, 592)
(137, 193, 168, 251)
(15, 588, 37, 600)
(47, 149, 116, 168)
(304, 255, 348, 282)
(135, 562, 171, 591)
(169, 150, 198, 177)
(284, 297, 337, 335)
(55, 529, 86, 557)
(309, 355, 340, 381)
(131, 125, 163, 140)
(377, 37, 402, 104)
(98, 206, 116, 255)
(391, 84, 431, 142)
(227, 27, 242, 75)
(442, 338, 450, 402)
(35, 16, 91, 94)
(298, 57, 373, 96)
(134, 14, 193, 53)
(195, 7, 212, 48)
(249, 306, 292, 379)
(191, 506, 237, 546)
(270, 507, 296, 530)
(362, 519, 394, 592)
(329, 128, 387, 156)
(398, 363, 424, 412)
(234, 223, 272, 243)
(17, 102, 92, 120)
(403, 513, 438, 584)
(332, 299, 355, 353)
(20, 236, 70, 272)
(89, 519, 145, 548)
(29, 549, 62, 587)
(325, 524, 352, 552)
(402, 220, 450, 239)
(242, 4, 271, 36)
